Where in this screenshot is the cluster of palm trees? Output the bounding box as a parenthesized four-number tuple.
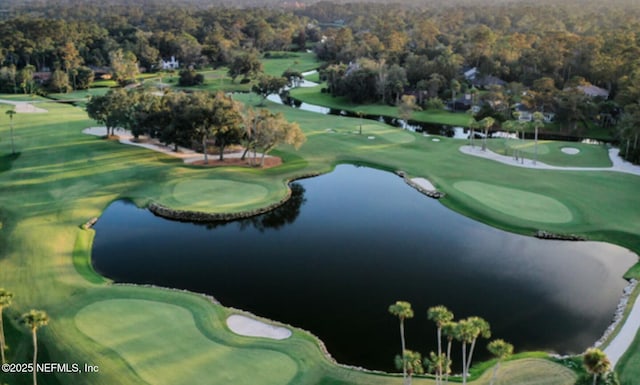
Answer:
(388, 300, 617, 385)
(468, 111, 546, 165)
(0, 288, 49, 385)
(388, 301, 512, 385)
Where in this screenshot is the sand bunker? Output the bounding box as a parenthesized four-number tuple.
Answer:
(0, 99, 47, 113)
(561, 147, 580, 155)
(411, 177, 436, 191)
(226, 314, 292, 340)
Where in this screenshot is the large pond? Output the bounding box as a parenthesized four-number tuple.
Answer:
(92, 165, 636, 371)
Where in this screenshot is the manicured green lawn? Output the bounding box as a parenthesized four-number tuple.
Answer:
(1, 94, 637, 385)
(47, 88, 111, 107)
(486, 139, 613, 167)
(453, 181, 574, 223)
(261, 51, 320, 77)
(290, 86, 474, 127)
(304, 70, 321, 82)
(75, 299, 298, 385)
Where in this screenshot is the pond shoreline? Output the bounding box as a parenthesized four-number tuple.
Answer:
(148, 172, 321, 222)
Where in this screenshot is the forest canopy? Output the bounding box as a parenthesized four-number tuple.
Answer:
(0, 0, 639, 161)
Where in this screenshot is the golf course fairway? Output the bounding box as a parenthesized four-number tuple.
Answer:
(2, 96, 639, 384)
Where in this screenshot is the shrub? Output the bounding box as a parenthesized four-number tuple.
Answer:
(178, 69, 204, 86)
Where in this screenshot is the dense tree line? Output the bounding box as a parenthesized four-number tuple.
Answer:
(86, 89, 305, 166)
(299, 0, 640, 161)
(0, 3, 313, 71)
(0, 1, 315, 94)
(0, 0, 639, 161)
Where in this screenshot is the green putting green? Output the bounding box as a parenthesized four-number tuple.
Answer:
(172, 179, 269, 210)
(472, 358, 576, 385)
(75, 299, 298, 385)
(453, 181, 573, 224)
(486, 139, 612, 168)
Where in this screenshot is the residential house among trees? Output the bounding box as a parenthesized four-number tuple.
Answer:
(161, 56, 179, 70)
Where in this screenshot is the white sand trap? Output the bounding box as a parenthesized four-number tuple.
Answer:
(561, 147, 580, 155)
(227, 314, 292, 340)
(368, 136, 375, 140)
(0, 99, 47, 113)
(15, 103, 47, 113)
(432, 138, 441, 142)
(411, 177, 436, 191)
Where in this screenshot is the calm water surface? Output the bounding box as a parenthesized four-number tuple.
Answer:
(92, 165, 636, 371)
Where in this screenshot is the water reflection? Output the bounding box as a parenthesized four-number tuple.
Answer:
(229, 183, 306, 231)
(92, 165, 635, 371)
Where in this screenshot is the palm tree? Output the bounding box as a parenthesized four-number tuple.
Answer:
(426, 351, 451, 385)
(455, 319, 476, 385)
(395, 350, 423, 385)
(479, 116, 495, 151)
(450, 79, 461, 112)
(389, 301, 414, 383)
(427, 305, 454, 382)
(6, 109, 16, 154)
(583, 348, 611, 385)
(532, 111, 545, 165)
(442, 321, 458, 385)
(487, 339, 513, 385)
(0, 289, 13, 364)
(501, 120, 516, 158)
(466, 110, 478, 148)
(20, 310, 49, 385)
(456, 317, 490, 385)
(464, 317, 491, 377)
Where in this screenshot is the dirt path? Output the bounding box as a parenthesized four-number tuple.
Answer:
(82, 127, 278, 167)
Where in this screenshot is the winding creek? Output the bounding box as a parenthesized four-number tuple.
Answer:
(92, 165, 637, 371)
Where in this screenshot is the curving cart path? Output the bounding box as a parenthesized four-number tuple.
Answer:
(461, 144, 640, 366)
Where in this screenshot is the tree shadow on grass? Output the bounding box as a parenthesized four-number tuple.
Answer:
(0, 152, 20, 173)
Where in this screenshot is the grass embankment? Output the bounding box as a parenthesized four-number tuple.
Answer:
(289, 85, 471, 127)
(0, 95, 637, 384)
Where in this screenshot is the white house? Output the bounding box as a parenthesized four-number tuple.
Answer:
(161, 56, 179, 70)
(514, 103, 555, 123)
(464, 67, 478, 81)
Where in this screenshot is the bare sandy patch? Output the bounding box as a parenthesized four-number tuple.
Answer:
(561, 147, 580, 155)
(411, 177, 436, 191)
(226, 314, 292, 340)
(0, 99, 47, 113)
